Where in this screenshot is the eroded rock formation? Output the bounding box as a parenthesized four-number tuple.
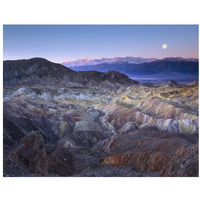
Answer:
(3, 58, 198, 177)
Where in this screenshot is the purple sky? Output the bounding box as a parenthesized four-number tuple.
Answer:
(3, 25, 199, 63)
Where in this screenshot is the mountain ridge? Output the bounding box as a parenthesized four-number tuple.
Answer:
(62, 57, 198, 83)
(61, 56, 198, 68)
(61, 56, 157, 67)
(3, 57, 139, 88)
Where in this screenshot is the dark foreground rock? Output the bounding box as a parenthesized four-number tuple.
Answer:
(4, 131, 47, 176)
(160, 143, 199, 177)
(101, 130, 198, 174)
(47, 146, 77, 176)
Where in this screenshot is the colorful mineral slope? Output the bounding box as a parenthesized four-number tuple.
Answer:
(96, 85, 198, 134)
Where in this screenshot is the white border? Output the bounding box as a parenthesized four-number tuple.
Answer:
(0, 1, 200, 200)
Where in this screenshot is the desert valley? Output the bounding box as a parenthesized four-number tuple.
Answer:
(3, 57, 199, 177)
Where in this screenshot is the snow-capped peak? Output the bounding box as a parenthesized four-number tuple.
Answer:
(61, 56, 157, 67)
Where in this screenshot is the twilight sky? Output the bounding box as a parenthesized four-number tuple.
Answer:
(3, 25, 198, 63)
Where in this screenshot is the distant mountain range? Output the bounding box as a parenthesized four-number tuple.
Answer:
(61, 57, 198, 83)
(3, 57, 198, 85)
(61, 57, 158, 67)
(62, 56, 198, 68)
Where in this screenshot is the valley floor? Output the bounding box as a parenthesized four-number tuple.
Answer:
(3, 80, 199, 177)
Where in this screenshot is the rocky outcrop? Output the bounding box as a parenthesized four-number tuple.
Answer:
(70, 131, 107, 148)
(160, 143, 198, 177)
(47, 146, 77, 176)
(73, 120, 102, 133)
(4, 131, 47, 176)
(47, 135, 107, 174)
(101, 130, 198, 173)
(119, 122, 136, 134)
(102, 151, 171, 172)
(103, 130, 196, 155)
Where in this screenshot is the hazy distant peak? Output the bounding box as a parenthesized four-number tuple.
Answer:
(61, 56, 158, 67)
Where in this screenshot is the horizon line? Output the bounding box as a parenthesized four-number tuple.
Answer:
(3, 56, 199, 63)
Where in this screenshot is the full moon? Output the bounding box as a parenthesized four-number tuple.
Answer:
(162, 43, 167, 49)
